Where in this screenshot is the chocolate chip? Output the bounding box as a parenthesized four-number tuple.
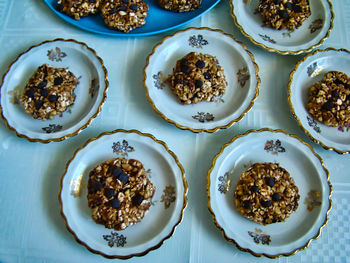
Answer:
(345, 83, 350, 90)
(331, 90, 339, 98)
(122, 0, 129, 3)
(322, 101, 334, 111)
(174, 78, 184, 85)
(48, 95, 58, 102)
(129, 4, 138, 11)
(110, 198, 121, 209)
(293, 4, 302, 12)
(88, 0, 96, 3)
(274, 0, 281, 4)
(272, 193, 281, 201)
(204, 71, 211, 80)
(347, 95, 350, 101)
(56, 3, 63, 12)
(112, 167, 123, 178)
(242, 200, 252, 209)
(334, 79, 344, 85)
(104, 188, 114, 199)
(109, 8, 117, 14)
(37, 81, 47, 89)
(26, 89, 35, 98)
(35, 100, 43, 110)
(195, 60, 205, 69)
(285, 2, 293, 9)
(119, 5, 127, 12)
(93, 181, 102, 192)
(132, 193, 144, 206)
(278, 10, 289, 20)
(266, 177, 275, 187)
(261, 199, 272, 207)
(54, 76, 63, 85)
(180, 59, 188, 66)
(249, 185, 259, 193)
(195, 79, 203, 89)
(180, 64, 191, 74)
(119, 173, 129, 183)
(41, 89, 49, 98)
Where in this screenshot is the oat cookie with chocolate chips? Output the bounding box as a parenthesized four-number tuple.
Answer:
(257, 0, 311, 31)
(57, 0, 102, 20)
(157, 0, 202, 12)
(101, 0, 149, 32)
(306, 71, 350, 127)
(87, 157, 155, 230)
(167, 52, 227, 105)
(234, 162, 299, 225)
(21, 64, 78, 121)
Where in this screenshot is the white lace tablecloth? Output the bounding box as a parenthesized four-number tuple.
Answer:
(0, 0, 349, 262)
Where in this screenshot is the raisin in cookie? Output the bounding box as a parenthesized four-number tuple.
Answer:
(257, 0, 311, 31)
(234, 162, 299, 225)
(87, 157, 155, 230)
(21, 64, 78, 121)
(101, 0, 149, 32)
(157, 0, 202, 12)
(306, 71, 350, 127)
(57, 0, 102, 20)
(167, 52, 227, 105)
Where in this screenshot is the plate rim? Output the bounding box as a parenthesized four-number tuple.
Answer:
(230, 0, 334, 55)
(143, 27, 260, 133)
(0, 38, 109, 143)
(206, 128, 332, 258)
(59, 128, 188, 259)
(287, 47, 350, 154)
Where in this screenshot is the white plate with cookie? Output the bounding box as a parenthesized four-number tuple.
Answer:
(143, 27, 259, 133)
(0, 39, 108, 143)
(288, 48, 350, 154)
(60, 129, 187, 259)
(207, 128, 332, 258)
(230, 0, 334, 55)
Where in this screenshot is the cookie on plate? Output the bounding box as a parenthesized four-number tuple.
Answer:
(306, 71, 350, 127)
(87, 157, 156, 230)
(57, 0, 102, 20)
(234, 162, 299, 225)
(257, 0, 311, 31)
(167, 52, 227, 105)
(157, 0, 202, 12)
(101, 0, 149, 32)
(21, 64, 78, 121)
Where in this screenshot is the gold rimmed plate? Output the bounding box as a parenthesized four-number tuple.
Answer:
(143, 27, 259, 133)
(207, 128, 332, 258)
(0, 39, 108, 143)
(60, 129, 187, 259)
(230, 0, 334, 55)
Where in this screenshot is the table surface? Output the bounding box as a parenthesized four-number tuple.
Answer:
(0, 0, 349, 262)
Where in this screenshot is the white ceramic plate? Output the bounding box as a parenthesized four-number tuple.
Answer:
(144, 27, 259, 133)
(207, 129, 332, 258)
(288, 48, 350, 154)
(230, 0, 334, 55)
(0, 39, 108, 143)
(60, 129, 187, 259)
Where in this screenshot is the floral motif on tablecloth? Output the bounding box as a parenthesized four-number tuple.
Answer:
(214, 94, 225, 103)
(307, 62, 323, 78)
(218, 172, 231, 194)
(8, 86, 21, 104)
(237, 67, 250, 87)
(337, 124, 350, 132)
(192, 112, 215, 123)
(161, 185, 176, 209)
(188, 34, 208, 48)
(307, 116, 321, 133)
(47, 47, 66, 62)
(153, 71, 166, 90)
(103, 232, 127, 247)
(304, 190, 322, 211)
(89, 78, 98, 98)
(248, 228, 271, 245)
(259, 34, 276, 44)
(42, 124, 63, 133)
(309, 19, 323, 34)
(264, 139, 285, 154)
(112, 140, 135, 157)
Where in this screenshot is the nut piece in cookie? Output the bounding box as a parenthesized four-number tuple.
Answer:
(306, 71, 350, 127)
(101, 0, 149, 33)
(87, 157, 155, 230)
(157, 0, 202, 12)
(57, 0, 102, 20)
(167, 52, 227, 105)
(21, 64, 78, 121)
(234, 162, 299, 225)
(257, 0, 311, 31)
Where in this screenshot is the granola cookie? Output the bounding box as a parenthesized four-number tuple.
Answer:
(87, 157, 155, 230)
(234, 162, 299, 225)
(57, 0, 102, 20)
(257, 0, 311, 31)
(157, 0, 202, 12)
(21, 64, 78, 121)
(167, 52, 227, 105)
(306, 71, 350, 127)
(101, 0, 149, 32)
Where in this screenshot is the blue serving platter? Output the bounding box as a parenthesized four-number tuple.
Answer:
(44, 0, 221, 36)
